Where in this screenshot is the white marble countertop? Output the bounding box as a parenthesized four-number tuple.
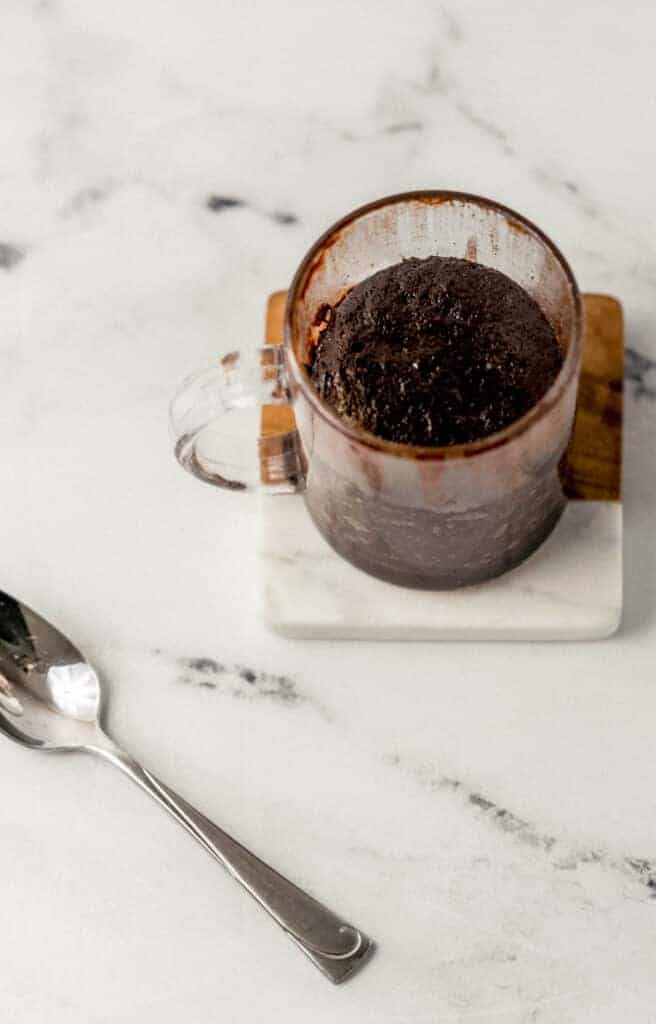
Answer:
(2, 1, 655, 1020)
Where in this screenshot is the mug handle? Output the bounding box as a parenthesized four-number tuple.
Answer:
(170, 346, 306, 493)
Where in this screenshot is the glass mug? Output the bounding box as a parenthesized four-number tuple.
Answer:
(171, 191, 583, 589)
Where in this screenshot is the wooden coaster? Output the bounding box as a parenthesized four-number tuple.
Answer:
(258, 293, 623, 640)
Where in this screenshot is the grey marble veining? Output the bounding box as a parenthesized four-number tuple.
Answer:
(626, 347, 656, 399)
(0, 0, 655, 1020)
(381, 750, 656, 897)
(177, 655, 303, 706)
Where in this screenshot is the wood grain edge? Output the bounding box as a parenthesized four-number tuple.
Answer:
(265, 290, 287, 345)
(562, 294, 623, 501)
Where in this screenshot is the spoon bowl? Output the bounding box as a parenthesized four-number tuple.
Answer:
(0, 591, 103, 749)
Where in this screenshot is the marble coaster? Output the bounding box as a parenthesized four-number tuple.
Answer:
(258, 293, 623, 641)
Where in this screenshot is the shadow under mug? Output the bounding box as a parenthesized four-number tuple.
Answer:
(170, 191, 583, 590)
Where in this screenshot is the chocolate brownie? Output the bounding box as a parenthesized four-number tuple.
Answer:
(309, 255, 563, 446)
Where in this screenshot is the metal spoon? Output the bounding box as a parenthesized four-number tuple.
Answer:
(0, 589, 372, 983)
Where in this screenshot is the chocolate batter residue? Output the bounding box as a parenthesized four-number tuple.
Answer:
(309, 255, 563, 446)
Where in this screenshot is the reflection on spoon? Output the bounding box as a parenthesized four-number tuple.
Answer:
(0, 671, 22, 716)
(47, 663, 99, 722)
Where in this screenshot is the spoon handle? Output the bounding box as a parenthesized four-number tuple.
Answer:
(95, 745, 372, 983)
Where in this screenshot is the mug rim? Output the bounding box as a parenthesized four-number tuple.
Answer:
(284, 190, 583, 462)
